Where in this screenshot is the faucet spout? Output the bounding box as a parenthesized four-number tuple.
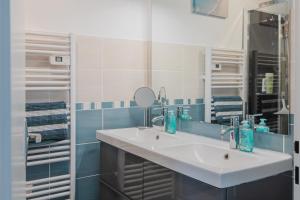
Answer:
(151, 107, 168, 132)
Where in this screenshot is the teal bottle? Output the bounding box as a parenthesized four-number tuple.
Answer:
(256, 118, 269, 133)
(180, 109, 192, 121)
(239, 121, 254, 152)
(167, 111, 177, 134)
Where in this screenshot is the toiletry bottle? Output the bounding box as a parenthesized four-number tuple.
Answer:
(181, 109, 192, 121)
(265, 73, 274, 94)
(256, 118, 269, 133)
(239, 121, 254, 152)
(167, 111, 177, 134)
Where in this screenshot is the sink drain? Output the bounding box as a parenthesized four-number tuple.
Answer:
(224, 154, 229, 160)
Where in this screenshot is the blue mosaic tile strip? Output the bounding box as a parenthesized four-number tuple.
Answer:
(101, 102, 114, 109)
(76, 103, 83, 111)
(76, 98, 204, 111)
(174, 99, 184, 105)
(130, 100, 138, 107)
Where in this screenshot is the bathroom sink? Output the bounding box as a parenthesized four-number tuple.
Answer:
(158, 143, 262, 171)
(96, 127, 292, 188)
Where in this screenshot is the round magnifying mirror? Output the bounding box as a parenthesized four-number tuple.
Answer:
(134, 87, 156, 108)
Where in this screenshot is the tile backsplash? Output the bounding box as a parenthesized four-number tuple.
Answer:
(74, 34, 294, 199)
(76, 35, 149, 103)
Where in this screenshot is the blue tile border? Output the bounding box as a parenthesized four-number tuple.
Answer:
(76, 98, 204, 111)
(101, 102, 114, 109)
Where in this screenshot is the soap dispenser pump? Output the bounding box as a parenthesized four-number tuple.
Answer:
(239, 121, 254, 152)
(256, 118, 269, 133)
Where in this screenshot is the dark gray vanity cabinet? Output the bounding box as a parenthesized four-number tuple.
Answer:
(99, 142, 292, 200)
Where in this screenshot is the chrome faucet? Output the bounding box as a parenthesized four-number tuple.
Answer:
(220, 116, 240, 149)
(151, 107, 168, 131)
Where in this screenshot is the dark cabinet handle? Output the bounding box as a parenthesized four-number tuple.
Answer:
(295, 141, 299, 154)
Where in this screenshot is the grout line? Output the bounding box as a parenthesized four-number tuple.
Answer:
(76, 141, 100, 146)
(76, 174, 100, 180)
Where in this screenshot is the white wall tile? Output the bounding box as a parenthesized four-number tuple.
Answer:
(76, 35, 101, 70)
(102, 69, 147, 101)
(76, 68, 102, 102)
(102, 38, 148, 70)
(152, 70, 184, 100)
(152, 42, 184, 70)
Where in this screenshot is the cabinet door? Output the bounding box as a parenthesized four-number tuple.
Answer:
(142, 161, 175, 200)
(100, 142, 144, 200)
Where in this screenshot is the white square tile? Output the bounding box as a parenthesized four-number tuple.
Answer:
(102, 38, 148, 70)
(76, 35, 101, 70)
(102, 69, 147, 101)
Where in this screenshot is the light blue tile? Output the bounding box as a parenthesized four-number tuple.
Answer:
(130, 100, 138, 107)
(174, 99, 184, 105)
(195, 98, 204, 104)
(76, 110, 102, 144)
(180, 121, 224, 140)
(76, 103, 83, 111)
(76, 142, 100, 178)
(284, 134, 293, 155)
(90, 102, 96, 110)
(103, 107, 145, 129)
(189, 104, 205, 121)
(120, 101, 125, 108)
(76, 175, 100, 200)
(50, 161, 69, 177)
(254, 133, 284, 152)
(27, 164, 49, 181)
(101, 102, 114, 109)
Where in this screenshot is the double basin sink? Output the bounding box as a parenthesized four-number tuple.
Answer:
(96, 127, 292, 188)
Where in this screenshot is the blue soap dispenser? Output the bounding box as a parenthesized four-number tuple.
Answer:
(167, 110, 177, 134)
(256, 118, 269, 133)
(239, 120, 254, 152)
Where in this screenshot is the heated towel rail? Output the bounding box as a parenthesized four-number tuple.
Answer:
(25, 31, 75, 200)
(204, 48, 246, 123)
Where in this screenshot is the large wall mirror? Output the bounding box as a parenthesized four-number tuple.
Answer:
(246, 1, 291, 134)
(150, 0, 291, 135)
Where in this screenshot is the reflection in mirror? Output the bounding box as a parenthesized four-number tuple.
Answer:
(134, 87, 156, 108)
(246, 1, 290, 135)
(158, 87, 167, 106)
(151, 0, 291, 135)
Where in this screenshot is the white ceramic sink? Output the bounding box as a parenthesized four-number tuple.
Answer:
(159, 143, 262, 171)
(96, 127, 292, 188)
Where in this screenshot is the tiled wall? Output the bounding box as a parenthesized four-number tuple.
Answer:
(152, 42, 205, 100)
(74, 34, 294, 199)
(76, 35, 149, 103)
(75, 104, 145, 199)
(75, 35, 150, 199)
